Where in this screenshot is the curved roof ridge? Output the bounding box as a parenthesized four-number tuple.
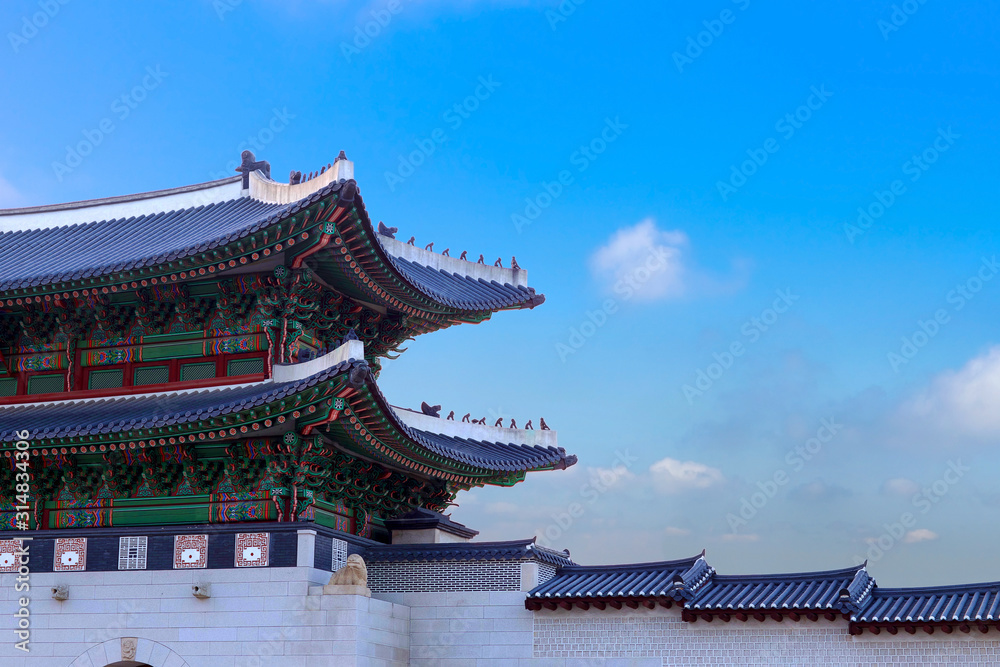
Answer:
(870, 580, 1000, 594)
(707, 564, 865, 582)
(555, 553, 706, 572)
(0, 179, 347, 292)
(336, 188, 542, 311)
(357, 370, 576, 474)
(0, 176, 244, 232)
(368, 538, 536, 551)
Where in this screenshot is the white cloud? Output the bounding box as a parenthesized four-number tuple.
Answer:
(721, 533, 759, 543)
(902, 346, 1000, 437)
(649, 457, 724, 494)
(904, 528, 938, 544)
(664, 526, 691, 537)
(590, 219, 688, 301)
(882, 478, 920, 498)
(586, 465, 634, 490)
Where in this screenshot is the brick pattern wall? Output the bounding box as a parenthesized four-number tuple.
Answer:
(533, 608, 1000, 666)
(367, 560, 522, 592)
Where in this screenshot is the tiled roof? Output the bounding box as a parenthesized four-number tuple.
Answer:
(688, 565, 874, 614)
(408, 428, 575, 473)
(525, 554, 878, 618)
(0, 195, 290, 291)
(0, 359, 364, 443)
(0, 354, 572, 476)
(854, 582, 1000, 624)
(0, 177, 541, 314)
(520, 548, 1000, 635)
(389, 256, 539, 310)
(363, 538, 573, 567)
(355, 363, 575, 475)
(527, 554, 712, 601)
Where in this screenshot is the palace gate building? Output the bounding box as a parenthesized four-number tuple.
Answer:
(0, 152, 998, 666)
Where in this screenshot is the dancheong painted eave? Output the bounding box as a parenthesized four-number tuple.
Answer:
(0, 151, 544, 323)
(0, 341, 575, 487)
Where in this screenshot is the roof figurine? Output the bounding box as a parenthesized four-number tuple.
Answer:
(377, 221, 398, 238)
(235, 149, 271, 188)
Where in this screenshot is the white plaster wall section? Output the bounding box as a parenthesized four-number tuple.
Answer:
(380, 234, 528, 288)
(390, 527, 472, 545)
(393, 407, 558, 449)
(272, 339, 364, 383)
(248, 158, 354, 205)
(0, 177, 244, 231)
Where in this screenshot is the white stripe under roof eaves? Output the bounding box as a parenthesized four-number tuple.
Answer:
(2, 380, 268, 410)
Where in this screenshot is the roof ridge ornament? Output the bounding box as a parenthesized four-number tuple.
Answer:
(377, 221, 398, 239)
(420, 401, 441, 418)
(235, 150, 271, 189)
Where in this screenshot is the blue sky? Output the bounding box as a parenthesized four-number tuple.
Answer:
(2, 0, 999, 586)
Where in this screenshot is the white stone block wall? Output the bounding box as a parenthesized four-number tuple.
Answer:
(0, 567, 408, 667)
(368, 589, 1000, 667)
(374, 590, 535, 667)
(533, 608, 1000, 666)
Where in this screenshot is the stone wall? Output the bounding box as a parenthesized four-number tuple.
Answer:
(371, 590, 1000, 667)
(375, 590, 534, 666)
(0, 567, 409, 667)
(533, 608, 1000, 666)
(4, 530, 1000, 667)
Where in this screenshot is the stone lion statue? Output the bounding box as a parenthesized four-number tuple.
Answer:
(329, 554, 367, 587)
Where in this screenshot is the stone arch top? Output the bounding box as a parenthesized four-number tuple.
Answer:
(69, 637, 189, 667)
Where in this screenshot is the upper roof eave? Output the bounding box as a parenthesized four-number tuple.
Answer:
(0, 176, 242, 221)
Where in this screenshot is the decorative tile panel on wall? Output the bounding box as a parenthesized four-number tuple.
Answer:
(173, 534, 208, 569)
(367, 560, 522, 593)
(538, 563, 558, 586)
(332, 537, 348, 572)
(0, 539, 23, 573)
(54, 537, 87, 572)
(118, 536, 148, 570)
(235, 532, 269, 567)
